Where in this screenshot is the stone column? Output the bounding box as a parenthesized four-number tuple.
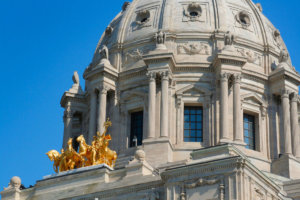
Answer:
(63, 106, 73, 148)
(290, 93, 300, 158)
(97, 86, 109, 134)
(220, 72, 230, 142)
(160, 71, 169, 138)
(281, 89, 292, 155)
(147, 71, 156, 139)
(233, 74, 243, 143)
(88, 90, 97, 143)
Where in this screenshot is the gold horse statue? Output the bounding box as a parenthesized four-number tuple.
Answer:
(47, 119, 117, 173)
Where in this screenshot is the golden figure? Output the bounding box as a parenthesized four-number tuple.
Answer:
(47, 119, 118, 173)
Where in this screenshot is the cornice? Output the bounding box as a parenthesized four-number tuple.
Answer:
(60, 91, 87, 108)
(119, 67, 147, 81)
(83, 63, 118, 81)
(269, 67, 300, 85)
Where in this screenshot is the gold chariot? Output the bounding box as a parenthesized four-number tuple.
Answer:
(46, 119, 117, 173)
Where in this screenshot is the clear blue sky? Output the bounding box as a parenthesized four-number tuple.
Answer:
(0, 0, 299, 192)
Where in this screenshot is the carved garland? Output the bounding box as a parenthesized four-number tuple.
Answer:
(179, 178, 225, 200)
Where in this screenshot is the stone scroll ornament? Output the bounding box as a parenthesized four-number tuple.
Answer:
(46, 119, 117, 173)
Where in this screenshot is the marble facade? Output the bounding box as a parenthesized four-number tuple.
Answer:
(2, 0, 300, 199)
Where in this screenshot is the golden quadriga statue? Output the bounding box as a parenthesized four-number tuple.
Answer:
(46, 120, 117, 173)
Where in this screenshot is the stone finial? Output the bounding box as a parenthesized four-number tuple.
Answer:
(68, 71, 83, 94)
(98, 45, 113, 67)
(155, 31, 167, 50)
(224, 31, 234, 46)
(135, 149, 146, 162)
(122, 2, 130, 11)
(279, 49, 289, 63)
(156, 31, 166, 45)
(256, 3, 263, 12)
(99, 45, 109, 60)
(222, 31, 235, 52)
(4, 176, 21, 190)
(72, 71, 80, 86)
(105, 26, 113, 35)
(277, 49, 293, 71)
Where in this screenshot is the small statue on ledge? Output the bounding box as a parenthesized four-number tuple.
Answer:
(46, 119, 117, 173)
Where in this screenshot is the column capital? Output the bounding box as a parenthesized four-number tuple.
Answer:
(146, 71, 157, 81)
(290, 92, 299, 102)
(281, 89, 290, 99)
(220, 72, 230, 81)
(233, 73, 242, 84)
(98, 85, 110, 94)
(160, 70, 169, 80)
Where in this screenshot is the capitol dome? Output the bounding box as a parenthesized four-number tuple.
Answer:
(3, 1, 300, 200)
(61, 0, 300, 171)
(89, 0, 292, 72)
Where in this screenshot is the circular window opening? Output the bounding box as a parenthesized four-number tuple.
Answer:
(237, 11, 251, 27)
(141, 17, 148, 23)
(136, 10, 150, 25)
(190, 11, 198, 17)
(240, 18, 247, 25)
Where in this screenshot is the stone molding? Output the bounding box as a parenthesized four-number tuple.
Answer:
(180, 177, 225, 200)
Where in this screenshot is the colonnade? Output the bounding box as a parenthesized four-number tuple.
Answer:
(64, 70, 300, 159)
(84, 70, 170, 144)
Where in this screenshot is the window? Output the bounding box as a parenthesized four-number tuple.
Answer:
(184, 106, 203, 142)
(243, 114, 256, 150)
(130, 111, 143, 147)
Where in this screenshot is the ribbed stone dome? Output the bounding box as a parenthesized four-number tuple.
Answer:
(89, 0, 291, 73)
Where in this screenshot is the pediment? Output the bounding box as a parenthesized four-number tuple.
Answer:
(242, 93, 266, 107)
(176, 84, 211, 96)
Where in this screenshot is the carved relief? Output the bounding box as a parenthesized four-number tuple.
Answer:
(183, 3, 203, 22)
(185, 178, 220, 189)
(177, 42, 210, 55)
(237, 48, 262, 66)
(124, 47, 151, 64)
(179, 178, 224, 200)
